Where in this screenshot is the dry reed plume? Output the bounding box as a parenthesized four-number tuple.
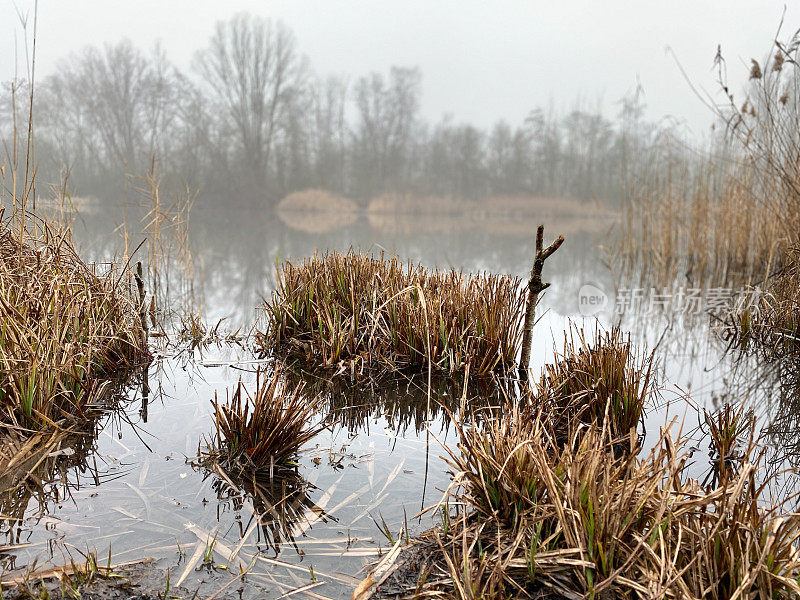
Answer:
(260, 250, 526, 377)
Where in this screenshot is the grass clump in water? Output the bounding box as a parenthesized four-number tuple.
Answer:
(199, 368, 326, 471)
(530, 327, 654, 442)
(372, 338, 800, 600)
(0, 218, 149, 430)
(260, 250, 525, 377)
(402, 409, 800, 599)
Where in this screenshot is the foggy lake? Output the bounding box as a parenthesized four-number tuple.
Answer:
(4, 3, 800, 599)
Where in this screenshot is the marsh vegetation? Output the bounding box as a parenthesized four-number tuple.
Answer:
(4, 9, 800, 600)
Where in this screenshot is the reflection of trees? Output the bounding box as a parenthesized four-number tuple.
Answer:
(202, 463, 325, 558)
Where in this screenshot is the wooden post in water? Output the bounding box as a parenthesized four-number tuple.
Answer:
(519, 224, 564, 383)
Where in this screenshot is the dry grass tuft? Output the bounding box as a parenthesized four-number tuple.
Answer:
(409, 406, 800, 600)
(530, 327, 654, 442)
(0, 217, 148, 430)
(199, 368, 326, 470)
(260, 250, 526, 377)
(703, 402, 756, 487)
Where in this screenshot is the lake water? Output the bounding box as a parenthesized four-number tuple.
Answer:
(1, 201, 792, 599)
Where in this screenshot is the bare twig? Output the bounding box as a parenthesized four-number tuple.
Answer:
(519, 224, 564, 381)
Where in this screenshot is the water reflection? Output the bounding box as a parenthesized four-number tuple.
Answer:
(2, 200, 678, 599)
(0, 369, 149, 549)
(281, 365, 507, 437)
(0, 429, 100, 549)
(199, 462, 328, 558)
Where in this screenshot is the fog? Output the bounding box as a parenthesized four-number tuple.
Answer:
(2, 0, 799, 137)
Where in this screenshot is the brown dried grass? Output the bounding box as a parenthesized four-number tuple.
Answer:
(260, 250, 526, 377)
(199, 368, 326, 470)
(407, 406, 800, 599)
(0, 215, 148, 430)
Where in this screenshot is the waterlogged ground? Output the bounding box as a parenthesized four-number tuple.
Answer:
(1, 203, 794, 598)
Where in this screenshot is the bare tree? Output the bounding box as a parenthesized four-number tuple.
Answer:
(352, 66, 421, 197)
(38, 41, 184, 184)
(310, 75, 349, 193)
(193, 13, 306, 190)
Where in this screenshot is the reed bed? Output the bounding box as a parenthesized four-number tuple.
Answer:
(616, 31, 800, 289)
(616, 153, 786, 289)
(722, 245, 800, 359)
(260, 251, 526, 377)
(198, 369, 326, 471)
(0, 217, 148, 430)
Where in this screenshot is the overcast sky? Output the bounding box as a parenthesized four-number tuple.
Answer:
(2, 1, 798, 136)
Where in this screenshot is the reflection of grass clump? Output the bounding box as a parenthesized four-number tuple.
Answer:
(201, 369, 325, 469)
(260, 250, 525, 377)
(0, 429, 100, 539)
(207, 464, 325, 556)
(0, 220, 148, 429)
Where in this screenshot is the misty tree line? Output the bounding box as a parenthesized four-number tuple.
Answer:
(0, 13, 667, 204)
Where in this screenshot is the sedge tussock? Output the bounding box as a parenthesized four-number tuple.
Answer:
(259, 250, 526, 377)
(0, 218, 149, 430)
(199, 368, 326, 470)
(528, 327, 654, 442)
(407, 406, 800, 600)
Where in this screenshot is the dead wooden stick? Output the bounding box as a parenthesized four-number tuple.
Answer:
(134, 261, 148, 345)
(519, 224, 564, 382)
